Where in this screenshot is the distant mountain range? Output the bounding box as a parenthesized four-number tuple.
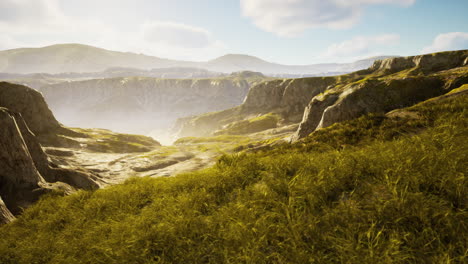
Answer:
(0, 43, 398, 75)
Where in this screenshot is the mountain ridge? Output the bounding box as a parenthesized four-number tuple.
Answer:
(0, 43, 398, 75)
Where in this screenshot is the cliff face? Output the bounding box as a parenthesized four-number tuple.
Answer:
(0, 107, 99, 217)
(241, 77, 338, 122)
(0, 82, 62, 135)
(175, 50, 468, 140)
(369, 50, 468, 74)
(175, 76, 340, 137)
(38, 76, 254, 140)
(0, 83, 105, 223)
(0, 107, 48, 216)
(0, 196, 14, 225)
(293, 50, 468, 140)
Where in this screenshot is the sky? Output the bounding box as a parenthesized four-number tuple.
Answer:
(0, 0, 467, 64)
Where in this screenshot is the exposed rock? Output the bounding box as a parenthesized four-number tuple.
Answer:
(0, 83, 101, 221)
(0, 108, 47, 214)
(0, 82, 62, 135)
(369, 50, 468, 74)
(293, 50, 468, 140)
(292, 93, 339, 141)
(241, 77, 337, 121)
(0, 196, 14, 225)
(131, 159, 180, 172)
(175, 50, 468, 141)
(6, 108, 99, 190)
(37, 76, 254, 137)
(316, 78, 445, 129)
(45, 148, 75, 157)
(0, 107, 98, 218)
(176, 76, 338, 138)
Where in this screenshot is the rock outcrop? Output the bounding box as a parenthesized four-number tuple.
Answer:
(0, 196, 14, 225)
(37, 76, 257, 139)
(241, 77, 338, 122)
(0, 82, 105, 223)
(293, 50, 468, 140)
(0, 107, 49, 215)
(0, 107, 98, 217)
(175, 50, 468, 141)
(369, 50, 468, 74)
(0, 82, 62, 135)
(175, 76, 340, 138)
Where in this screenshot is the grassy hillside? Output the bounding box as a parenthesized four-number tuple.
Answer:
(0, 89, 466, 263)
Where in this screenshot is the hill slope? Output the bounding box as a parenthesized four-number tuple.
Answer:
(0, 44, 178, 74)
(0, 86, 466, 263)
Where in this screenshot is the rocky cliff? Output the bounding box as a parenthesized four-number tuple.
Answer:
(0, 196, 14, 225)
(37, 74, 266, 142)
(175, 50, 468, 140)
(369, 50, 468, 74)
(241, 77, 339, 122)
(0, 82, 62, 135)
(175, 76, 344, 137)
(0, 107, 98, 218)
(0, 108, 46, 214)
(293, 50, 468, 140)
(0, 83, 107, 223)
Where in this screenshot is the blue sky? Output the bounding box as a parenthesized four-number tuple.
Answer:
(1, 0, 467, 64)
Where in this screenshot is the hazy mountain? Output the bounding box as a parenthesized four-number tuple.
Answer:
(0, 44, 182, 74)
(0, 43, 397, 75)
(0, 67, 227, 89)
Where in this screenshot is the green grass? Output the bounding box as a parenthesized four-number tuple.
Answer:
(214, 113, 280, 135)
(0, 93, 466, 263)
(69, 128, 160, 153)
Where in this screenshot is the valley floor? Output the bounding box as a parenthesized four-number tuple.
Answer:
(44, 124, 297, 186)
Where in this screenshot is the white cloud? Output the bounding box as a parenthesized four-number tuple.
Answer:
(421, 32, 468, 54)
(0, 0, 62, 23)
(135, 21, 226, 61)
(240, 0, 416, 37)
(141, 22, 215, 49)
(0, 0, 69, 34)
(0, 0, 226, 61)
(320, 34, 400, 61)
